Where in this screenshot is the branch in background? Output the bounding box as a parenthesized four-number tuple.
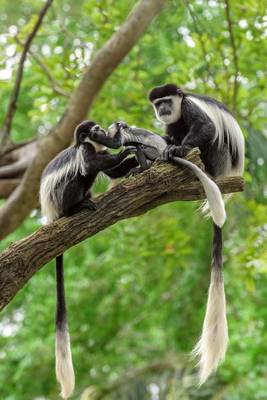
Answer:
(0, 0, 167, 239)
(0, 141, 37, 179)
(183, 0, 220, 92)
(14, 37, 70, 98)
(224, 0, 239, 114)
(0, 0, 53, 149)
(0, 150, 244, 311)
(0, 179, 21, 198)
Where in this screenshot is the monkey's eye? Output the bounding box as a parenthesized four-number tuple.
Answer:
(92, 124, 100, 132)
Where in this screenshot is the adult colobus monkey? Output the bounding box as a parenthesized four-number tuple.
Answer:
(40, 121, 135, 399)
(148, 83, 245, 384)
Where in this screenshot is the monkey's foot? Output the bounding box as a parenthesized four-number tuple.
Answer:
(78, 199, 97, 212)
(125, 166, 145, 178)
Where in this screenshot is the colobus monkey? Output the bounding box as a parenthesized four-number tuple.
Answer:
(148, 83, 245, 384)
(40, 121, 135, 399)
(148, 83, 245, 178)
(88, 121, 226, 228)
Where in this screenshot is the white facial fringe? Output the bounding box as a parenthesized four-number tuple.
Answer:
(154, 95, 183, 125)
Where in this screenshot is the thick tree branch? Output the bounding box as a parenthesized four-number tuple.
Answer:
(0, 150, 244, 311)
(0, 0, 53, 147)
(0, 0, 167, 240)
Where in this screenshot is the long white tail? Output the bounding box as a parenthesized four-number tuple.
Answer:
(55, 255, 75, 399)
(192, 223, 228, 384)
(56, 327, 75, 398)
(172, 157, 226, 227)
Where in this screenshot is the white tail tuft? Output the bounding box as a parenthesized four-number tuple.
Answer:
(56, 328, 75, 399)
(192, 270, 228, 385)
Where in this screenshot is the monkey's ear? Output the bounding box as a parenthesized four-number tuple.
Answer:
(177, 88, 184, 97)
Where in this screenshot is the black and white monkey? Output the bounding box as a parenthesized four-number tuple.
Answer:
(39, 121, 136, 399)
(148, 84, 245, 384)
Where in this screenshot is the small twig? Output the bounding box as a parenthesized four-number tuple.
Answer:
(0, 0, 53, 145)
(14, 37, 70, 98)
(183, 0, 220, 91)
(224, 0, 239, 114)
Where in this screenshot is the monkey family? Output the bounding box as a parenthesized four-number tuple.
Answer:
(39, 83, 245, 398)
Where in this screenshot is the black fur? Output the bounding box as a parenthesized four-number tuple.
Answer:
(212, 222, 223, 278)
(148, 83, 183, 102)
(56, 255, 66, 330)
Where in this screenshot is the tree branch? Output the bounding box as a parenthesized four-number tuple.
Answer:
(14, 37, 70, 98)
(0, 179, 21, 198)
(0, 0, 53, 148)
(0, 0, 167, 240)
(183, 0, 220, 91)
(0, 150, 244, 311)
(224, 0, 239, 114)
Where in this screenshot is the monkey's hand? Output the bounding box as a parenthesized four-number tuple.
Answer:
(163, 145, 192, 160)
(117, 121, 130, 130)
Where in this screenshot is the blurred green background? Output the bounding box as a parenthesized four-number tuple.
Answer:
(0, 0, 266, 399)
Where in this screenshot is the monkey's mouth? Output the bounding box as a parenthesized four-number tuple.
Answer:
(158, 109, 172, 116)
(92, 127, 107, 136)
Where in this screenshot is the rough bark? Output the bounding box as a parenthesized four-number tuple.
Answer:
(0, 0, 166, 240)
(0, 150, 244, 311)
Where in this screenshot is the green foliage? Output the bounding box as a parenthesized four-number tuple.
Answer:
(0, 0, 266, 399)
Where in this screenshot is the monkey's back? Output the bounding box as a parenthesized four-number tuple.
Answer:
(40, 147, 80, 223)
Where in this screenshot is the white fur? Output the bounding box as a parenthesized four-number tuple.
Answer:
(188, 96, 245, 176)
(192, 270, 228, 385)
(107, 123, 118, 138)
(174, 157, 226, 227)
(40, 147, 87, 223)
(56, 328, 75, 399)
(153, 95, 183, 125)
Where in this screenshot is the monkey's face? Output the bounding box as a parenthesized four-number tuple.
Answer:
(152, 95, 183, 124)
(86, 124, 107, 150)
(107, 121, 129, 138)
(75, 121, 107, 150)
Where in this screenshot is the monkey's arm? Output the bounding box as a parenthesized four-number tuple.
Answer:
(166, 101, 216, 158)
(95, 148, 136, 171)
(104, 157, 139, 178)
(90, 131, 121, 148)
